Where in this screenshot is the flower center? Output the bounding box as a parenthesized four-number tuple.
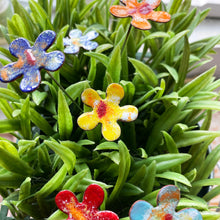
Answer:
(72, 39, 80, 46)
(164, 213, 173, 220)
(25, 49, 36, 66)
(97, 100, 107, 118)
(138, 3, 152, 15)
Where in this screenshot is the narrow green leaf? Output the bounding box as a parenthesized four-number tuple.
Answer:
(192, 178, 220, 188)
(79, 0, 99, 21)
(35, 165, 67, 198)
(58, 89, 73, 140)
(29, 0, 53, 30)
(30, 108, 54, 136)
(186, 100, 220, 111)
(45, 140, 76, 174)
(85, 52, 109, 68)
(151, 30, 189, 69)
(156, 171, 191, 186)
(120, 183, 143, 197)
(161, 63, 178, 83)
(0, 172, 25, 188)
(175, 35, 190, 90)
(65, 80, 89, 105)
(19, 177, 31, 200)
(20, 96, 32, 140)
(178, 66, 216, 97)
(107, 45, 121, 83)
(129, 58, 158, 86)
(0, 98, 13, 119)
(108, 140, 131, 204)
(178, 198, 208, 211)
(0, 141, 34, 176)
(0, 119, 21, 133)
(0, 88, 20, 102)
(174, 130, 220, 148)
(63, 169, 89, 191)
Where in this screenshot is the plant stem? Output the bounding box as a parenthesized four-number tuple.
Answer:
(121, 24, 132, 54)
(46, 71, 82, 111)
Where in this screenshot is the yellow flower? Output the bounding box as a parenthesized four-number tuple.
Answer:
(77, 83, 138, 141)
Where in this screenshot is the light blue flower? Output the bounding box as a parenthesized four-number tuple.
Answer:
(0, 30, 65, 92)
(129, 185, 203, 220)
(63, 29, 99, 54)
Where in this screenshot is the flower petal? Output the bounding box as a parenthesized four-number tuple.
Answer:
(119, 105, 138, 122)
(63, 37, 72, 46)
(131, 14, 151, 30)
(77, 112, 99, 130)
(145, 0, 161, 9)
(44, 51, 65, 71)
(147, 11, 171, 22)
(83, 184, 104, 209)
(81, 88, 101, 108)
(176, 208, 203, 220)
(102, 120, 121, 141)
(97, 211, 119, 220)
(64, 45, 80, 54)
(82, 31, 99, 41)
(69, 29, 82, 39)
(0, 63, 23, 82)
(129, 200, 153, 220)
(55, 190, 78, 214)
(157, 185, 180, 211)
(81, 40, 99, 51)
(34, 30, 56, 50)
(121, 0, 137, 7)
(19, 68, 41, 92)
(106, 83, 124, 104)
(9, 38, 31, 58)
(110, 5, 129, 17)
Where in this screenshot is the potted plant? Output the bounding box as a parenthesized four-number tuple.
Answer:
(0, 0, 220, 219)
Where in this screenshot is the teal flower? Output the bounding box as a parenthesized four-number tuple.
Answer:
(129, 185, 203, 220)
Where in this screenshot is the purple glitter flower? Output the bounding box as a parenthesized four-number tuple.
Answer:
(63, 29, 99, 54)
(0, 30, 65, 92)
(129, 185, 203, 220)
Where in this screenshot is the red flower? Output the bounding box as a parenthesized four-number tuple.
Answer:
(55, 184, 119, 220)
(110, 0, 171, 30)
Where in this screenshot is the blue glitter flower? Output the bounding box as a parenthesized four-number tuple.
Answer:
(63, 29, 99, 54)
(129, 185, 203, 220)
(0, 30, 65, 92)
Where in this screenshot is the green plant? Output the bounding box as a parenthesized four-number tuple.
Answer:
(0, 0, 220, 219)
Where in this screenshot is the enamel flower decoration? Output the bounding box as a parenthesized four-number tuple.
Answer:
(77, 83, 138, 141)
(55, 184, 119, 220)
(110, 0, 171, 30)
(0, 30, 65, 92)
(129, 185, 203, 220)
(63, 29, 99, 54)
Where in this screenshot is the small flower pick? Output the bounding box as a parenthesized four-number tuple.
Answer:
(77, 83, 138, 141)
(0, 30, 65, 92)
(129, 185, 203, 220)
(63, 29, 99, 54)
(55, 184, 119, 220)
(110, 0, 171, 30)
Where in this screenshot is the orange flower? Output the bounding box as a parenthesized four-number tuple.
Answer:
(77, 83, 138, 141)
(110, 0, 171, 30)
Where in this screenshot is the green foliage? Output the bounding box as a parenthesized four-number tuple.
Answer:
(0, 0, 220, 219)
